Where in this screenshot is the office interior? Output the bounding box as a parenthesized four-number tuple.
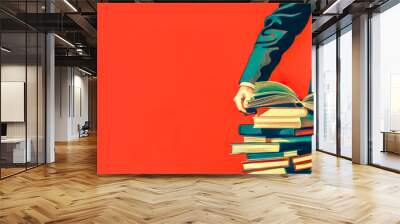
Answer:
(0, 0, 400, 222)
(0, 0, 97, 179)
(314, 0, 400, 172)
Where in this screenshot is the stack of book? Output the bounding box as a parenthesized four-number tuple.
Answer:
(232, 81, 314, 174)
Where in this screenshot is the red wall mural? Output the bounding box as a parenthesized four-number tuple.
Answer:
(98, 3, 312, 174)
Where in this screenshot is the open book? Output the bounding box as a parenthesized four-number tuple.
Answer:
(247, 81, 314, 111)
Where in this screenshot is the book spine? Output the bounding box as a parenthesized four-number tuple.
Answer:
(294, 160, 312, 171)
(278, 142, 312, 151)
(242, 157, 288, 164)
(246, 152, 284, 160)
(246, 148, 311, 160)
(238, 124, 296, 137)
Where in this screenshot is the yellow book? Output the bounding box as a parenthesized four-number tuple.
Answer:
(253, 117, 313, 129)
(253, 116, 302, 123)
(243, 136, 291, 143)
(260, 108, 308, 117)
(231, 143, 279, 154)
(284, 150, 298, 157)
(294, 162, 312, 171)
(242, 158, 289, 171)
(248, 168, 287, 174)
(253, 113, 313, 129)
(292, 154, 312, 164)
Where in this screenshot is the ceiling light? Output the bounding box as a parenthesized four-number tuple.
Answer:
(63, 0, 78, 12)
(78, 67, 93, 76)
(76, 48, 85, 55)
(54, 34, 75, 48)
(323, 0, 342, 14)
(322, 0, 355, 15)
(1, 47, 11, 53)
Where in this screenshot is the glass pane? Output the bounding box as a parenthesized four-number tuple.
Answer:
(371, 5, 400, 171)
(312, 45, 317, 151)
(73, 68, 88, 139)
(27, 31, 38, 169)
(26, 0, 39, 169)
(0, 1, 46, 178)
(317, 36, 337, 154)
(38, 33, 45, 165)
(1, 31, 27, 177)
(339, 28, 352, 158)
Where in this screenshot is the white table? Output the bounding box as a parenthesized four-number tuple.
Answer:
(1, 138, 32, 163)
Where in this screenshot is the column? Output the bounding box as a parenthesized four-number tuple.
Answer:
(352, 14, 369, 164)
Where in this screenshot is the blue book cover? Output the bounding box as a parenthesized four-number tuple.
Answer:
(247, 148, 311, 160)
(239, 124, 297, 137)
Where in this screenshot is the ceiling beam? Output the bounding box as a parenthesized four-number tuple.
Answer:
(55, 55, 96, 71)
(67, 13, 97, 39)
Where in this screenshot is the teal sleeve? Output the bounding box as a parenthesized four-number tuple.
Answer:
(239, 3, 311, 84)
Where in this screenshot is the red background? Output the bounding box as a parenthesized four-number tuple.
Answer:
(98, 3, 311, 174)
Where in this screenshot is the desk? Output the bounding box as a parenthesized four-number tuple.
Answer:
(382, 131, 400, 154)
(1, 138, 31, 163)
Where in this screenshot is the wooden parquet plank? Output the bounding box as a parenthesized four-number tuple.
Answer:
(0, 135, 400, 223)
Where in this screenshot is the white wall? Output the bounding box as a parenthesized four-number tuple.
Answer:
(55, 67, 70, 141)
(1, 65, 27, 140)
(1, 63, 46, 164)
(55, 67, 89, 141)
(1, 65, 38, 137)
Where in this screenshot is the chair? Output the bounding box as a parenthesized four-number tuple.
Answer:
(79, 121, 90, 138)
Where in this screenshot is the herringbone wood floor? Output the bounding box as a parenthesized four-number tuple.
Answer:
(1, 135, 400, 224)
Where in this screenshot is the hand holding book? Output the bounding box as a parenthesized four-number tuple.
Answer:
(232, 81, 314, 174)
(233, 85, 255, 114)
(246, 81, 314, 111)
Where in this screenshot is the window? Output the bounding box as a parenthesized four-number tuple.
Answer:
(0, 1, 46, 179)
(370, 4, 400, 171)
(317, 35, 337, 154)
(339, 27, 352, 158)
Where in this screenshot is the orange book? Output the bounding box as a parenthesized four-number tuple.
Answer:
(295, 128, 314, 136)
